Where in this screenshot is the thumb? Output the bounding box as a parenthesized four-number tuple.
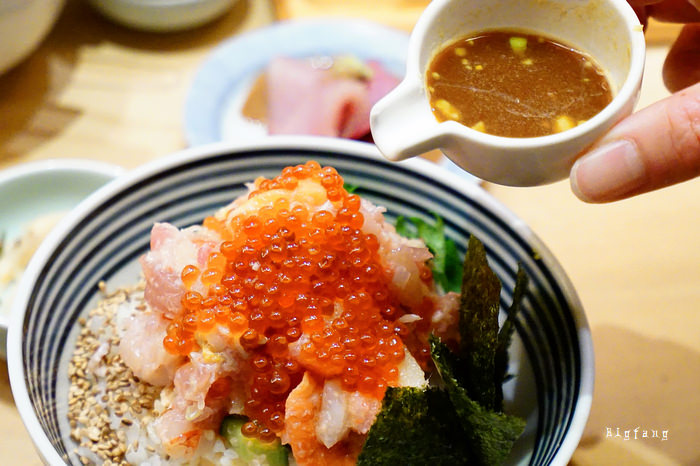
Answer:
(570, 82, 700, 202)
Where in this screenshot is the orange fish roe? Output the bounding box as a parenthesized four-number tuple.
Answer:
(164, 161, 424, 442)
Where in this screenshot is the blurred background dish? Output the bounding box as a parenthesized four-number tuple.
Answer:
(184, 19, 409, 145)
(0, 159, 124, 359)
(86, 0, 238, 32)
(0, 0, 66, 75)
(8, 137, 592, 465)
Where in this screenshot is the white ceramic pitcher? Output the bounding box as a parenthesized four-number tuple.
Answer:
(370, 0, 646, 186)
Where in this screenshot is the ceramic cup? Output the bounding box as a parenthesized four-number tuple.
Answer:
(370, 0, 646, 186)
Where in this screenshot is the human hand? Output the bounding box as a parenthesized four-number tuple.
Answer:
(569, 0, 700, 203)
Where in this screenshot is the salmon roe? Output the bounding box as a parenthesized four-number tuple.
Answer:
(164, 161, 420, 441)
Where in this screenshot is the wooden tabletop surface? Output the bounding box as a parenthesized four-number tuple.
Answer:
(0, 1, 697, 465)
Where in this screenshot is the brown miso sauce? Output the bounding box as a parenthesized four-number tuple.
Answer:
(426, 30, 613, 138)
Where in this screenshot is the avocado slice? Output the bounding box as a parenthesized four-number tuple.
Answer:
(220, 415, 290, 466)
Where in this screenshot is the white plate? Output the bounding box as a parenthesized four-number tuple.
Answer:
(184, 18, 410, 145)
(0, 159, 124, 358)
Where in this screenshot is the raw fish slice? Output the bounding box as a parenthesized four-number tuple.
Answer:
(316, 379, 382, 448)
(266, 57, 370, 138)
(366, 60, 401, 106)
(118, 310, 185, 386)
(140, 223, 220, 318)
(351, 60, 401, 141)
(282, 373, 363, 466)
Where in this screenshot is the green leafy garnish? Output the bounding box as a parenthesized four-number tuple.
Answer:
(394, 214, 463, 292)
(344, 183, 359, 193)
(394, 215, 414, 239)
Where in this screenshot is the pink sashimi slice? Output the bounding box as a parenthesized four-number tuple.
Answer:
(366, 60, 401, 106)
(265, 57, 399, 140)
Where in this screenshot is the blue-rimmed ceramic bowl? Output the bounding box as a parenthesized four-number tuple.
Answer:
(8, 137, 593, 465)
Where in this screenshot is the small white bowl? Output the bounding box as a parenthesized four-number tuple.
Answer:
(370, 0, 646, 186)
(0, 0, 66, 75)
(87, 0, 238, 32)
(0, 159, 124, 359)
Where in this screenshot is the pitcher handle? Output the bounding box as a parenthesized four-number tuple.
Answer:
(370, 79, 445, 162)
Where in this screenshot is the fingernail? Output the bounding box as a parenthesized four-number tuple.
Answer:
(571, 140, 646, 202)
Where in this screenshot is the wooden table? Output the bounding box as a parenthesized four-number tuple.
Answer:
(1, 1, 697, 464)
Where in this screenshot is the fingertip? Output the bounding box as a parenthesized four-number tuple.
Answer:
(569, 164, 593, 203)
(570, 140, 647, 203)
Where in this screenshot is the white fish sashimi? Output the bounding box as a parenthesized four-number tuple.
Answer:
(153, 406, 200, 459)
(283, 373, 364, 466)
(315, 379, 382, 448)
(431, 291, 461, 344)
(140, 223, 220, 319)
(118, 310, 184, 387)
(315, 349, 425, 449)
(395, 347, 428, 389)
(358, 198, 435, 309)
(316, 379, 352, 448)
(153, 350, 249, 456)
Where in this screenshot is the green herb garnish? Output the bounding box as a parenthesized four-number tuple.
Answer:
(395, 214, 463, 293)
(344, 183, 360, 193)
